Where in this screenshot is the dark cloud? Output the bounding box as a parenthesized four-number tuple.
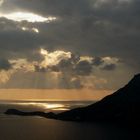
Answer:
(102, 64, 116, 71)
(0, 58, 11, 70)
(48, 65, 60, 73)
(40, 52, 118, 76)
(0, 0, 140, 65)
(92, 57, 104, 66)
(0, 0, 139, 89)
(1, 0, 91, 17)
(58, 59, 73, 69)
(0, 18, 46, 59)
(74, 60, 93, 76)
(34, 65, 47, 73)
(42, 53, 80, 73)
(8, 49, 117, 89)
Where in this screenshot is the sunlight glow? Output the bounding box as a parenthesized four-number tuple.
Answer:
(0, 12, 57, 22)
(15, 102, 66, 110)
(40, 48, 72, 67)
(52, 108, 70, 111)
(102, 57, 119, 64)
(32, 28, 39, 33)
(0, 70, 13, 84)
(0, 89, 114, 101)
(80, 56, 93, 63)
(21, 27, 27, 31)
(45, 104, 65, 109)
(21, 27, 39, 33)
(40, 48, 48, 55)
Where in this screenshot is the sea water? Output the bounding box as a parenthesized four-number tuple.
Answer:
(0, 100, 138, 140)
(0, 100, 95, 115)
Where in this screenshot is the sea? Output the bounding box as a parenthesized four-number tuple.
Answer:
(0, 100, 138, 140)
(0, 100, 95, 114)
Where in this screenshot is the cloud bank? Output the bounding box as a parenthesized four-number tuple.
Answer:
(0, 0, 139, 89)
(0, 49, 120, 89)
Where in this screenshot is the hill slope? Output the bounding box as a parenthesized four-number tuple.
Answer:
(54, 74, 140, 122)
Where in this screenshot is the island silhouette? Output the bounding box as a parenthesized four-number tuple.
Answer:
(5, 74, 140, 124)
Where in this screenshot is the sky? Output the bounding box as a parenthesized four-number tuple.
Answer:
(0, 0, 140, 100)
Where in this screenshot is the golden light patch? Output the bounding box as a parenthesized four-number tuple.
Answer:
(40, 48, 71, 67)
(0, 12, 57, 23)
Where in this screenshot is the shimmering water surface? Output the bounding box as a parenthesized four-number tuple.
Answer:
(0, 100, 95, 114)
(0, 101, 138, 140)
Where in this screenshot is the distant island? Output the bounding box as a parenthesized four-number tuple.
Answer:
(5, 74, 140, 124)
(5, 109, 56, 118)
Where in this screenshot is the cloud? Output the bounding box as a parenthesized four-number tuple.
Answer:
(0, 70, 14, 84)
(74, 60, 93, 76)
(0, 58, 36, 84)
(0, 48, 120, 89)
(0, 58, 11, 70)
(0, 0, 140, 69)
(40, 48, 72, 68)
(96, 56, 119, 70)
(9, 59, 36, 72)
(0, 0, 4, 6)
(93, 0, 132, 9)
(92, 57, 104, 66)
(0, 12, 57, 23)
(38, 49, 119, 75)
(21, 27, 39, 34)
(102, 64, 116, 70)
(0, 0, 90, 17)
(34, 49, 119, 89)
(0, 0, 139, 89)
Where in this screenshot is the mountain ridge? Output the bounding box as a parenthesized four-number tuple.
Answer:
(53, 74, 140, 122)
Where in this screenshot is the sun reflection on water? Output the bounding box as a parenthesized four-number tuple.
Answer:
(12, 102, 69, 111)
(40, 103, 65, 109)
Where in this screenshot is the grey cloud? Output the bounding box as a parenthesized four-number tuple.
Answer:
(92, 57, 104, 66)
(34, 65, 47, 73)
(0, 53, 120, 89)
(4, 50, 119, 89)
(0, 18, 45, 59)
(0, 58, 11, 70)
(47, 53, 92, 76)
(57, 59, 73, 70)
(55, 53, 80, 70)
(41, 53, 80, 73)
(0, 0, 139, 89)
(2, 0, 91, 17)
(0, 0, 140, 66)
(48, 65, 60, 72)
(74, 60, 93, 76)
(38, 50, 119, 75)
(102, 63, 116, 71)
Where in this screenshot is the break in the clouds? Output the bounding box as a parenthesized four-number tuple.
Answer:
(0, 49, 120, 89)
(0, 0, 139, 89)
(0, 12, 57, 23)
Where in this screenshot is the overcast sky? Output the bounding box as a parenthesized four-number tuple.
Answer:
(0, 0, 139, 90)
